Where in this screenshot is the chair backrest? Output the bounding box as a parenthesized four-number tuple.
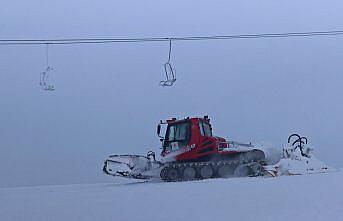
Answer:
(159, 62, 176, 87)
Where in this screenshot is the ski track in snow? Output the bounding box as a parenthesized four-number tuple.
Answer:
(1, 171, 343, 221)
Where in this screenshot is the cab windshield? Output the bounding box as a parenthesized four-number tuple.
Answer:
(163, 121, 191, 152)
(165, 122, 190, 143)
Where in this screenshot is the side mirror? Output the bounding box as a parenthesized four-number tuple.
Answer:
(157, 124, 161, 136)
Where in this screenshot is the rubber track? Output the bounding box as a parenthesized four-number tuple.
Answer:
(160, 157, 263, 182)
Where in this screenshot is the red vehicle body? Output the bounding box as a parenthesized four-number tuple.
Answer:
(159, 116, 259, 163)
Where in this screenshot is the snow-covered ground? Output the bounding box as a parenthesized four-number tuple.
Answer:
(1, 171, 342, 221)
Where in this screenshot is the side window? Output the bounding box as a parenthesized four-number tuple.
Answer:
(203, 122, 212, 137)
(199, 121, 205, 136)
(199, 120, 212, 137)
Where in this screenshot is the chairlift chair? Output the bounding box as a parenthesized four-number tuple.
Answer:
(160, 39, 176, 87)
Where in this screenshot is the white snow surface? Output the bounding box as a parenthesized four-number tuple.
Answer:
(1, 171, 343, 221)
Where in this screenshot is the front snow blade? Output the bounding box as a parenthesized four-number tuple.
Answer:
(103, 154, 163, 180)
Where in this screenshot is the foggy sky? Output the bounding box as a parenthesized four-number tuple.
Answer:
(1, 0, 343, 187)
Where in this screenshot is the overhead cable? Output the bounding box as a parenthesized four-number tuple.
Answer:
(1, 30, 343, 45)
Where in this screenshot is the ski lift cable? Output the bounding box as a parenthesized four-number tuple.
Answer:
(1, 30, 343, 45)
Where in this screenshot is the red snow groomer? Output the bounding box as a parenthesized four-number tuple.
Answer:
(103, 116, 266, 181)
